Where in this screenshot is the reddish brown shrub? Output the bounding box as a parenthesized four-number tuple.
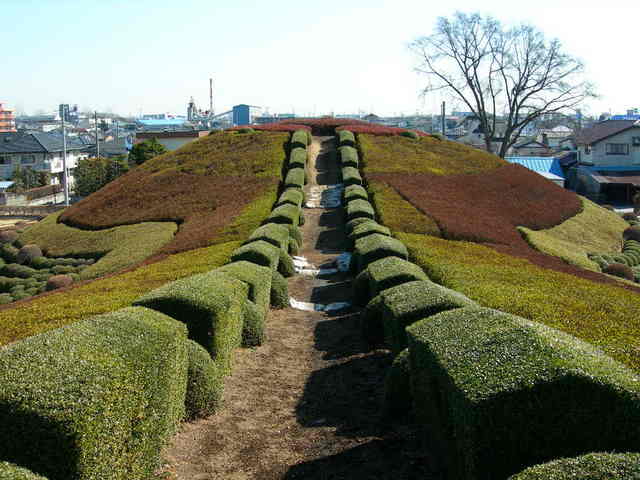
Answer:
(623, 227, 640, 242)
(228, 123, 311, 133)
(45, 274, 74, 291)
(603, 263, 635, 281)
(0, 230, 17, 244)
(336, 124, 429, 137)
(16, 244, 43, 265)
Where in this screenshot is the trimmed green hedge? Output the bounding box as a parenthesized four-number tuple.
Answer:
(407, 307, 640, 480)
(508, 452, 640, 479)
(346, 198, 375, 222)
(291, 130, 310, 148)
(288, 223, 303, 245)
(346, 217, 376, 235)
(349, 221, 391, 244)
(0, 306, 188, 480)
(353, 257, 428, 306)
(275, 188, 304, 208)
(383, 349, 411, 419)
(0, 462, 48, 479)
(278, 249, 295, 277)
(289, 147, 307, 169)
(339, 146, 359, 168)
(240, 298, 265, 346)
(267, 204, 301, 227)
(284, 167, 305, 189)
(338, 130, 356, 147)
(344, 184, 369, 204)
(133, 271, 246, 374)
(353, 233, 409, 272)
(247, 223, 290, 252)
(381, 280, 476, 352)
(270, 270, 289, 308)
(230, 240, 281, 272)
(342, 166, 363, 186)
(216, 261, 271, 313)
(185, 339, 223, 420)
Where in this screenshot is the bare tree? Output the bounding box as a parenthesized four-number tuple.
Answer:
(411, 12, 596, 157)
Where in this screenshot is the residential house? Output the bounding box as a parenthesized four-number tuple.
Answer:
(537, 125, 573, 150)
(0, 132, 86, 185)
(510, 139, 553, 157)
(569, 120, 640, 203)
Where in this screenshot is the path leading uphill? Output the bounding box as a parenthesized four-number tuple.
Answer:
(159, 137, 435, 479)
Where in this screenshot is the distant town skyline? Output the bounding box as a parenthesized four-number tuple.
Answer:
(3, 0, 639, 118)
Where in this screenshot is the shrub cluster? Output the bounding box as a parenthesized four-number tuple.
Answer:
(336, 125, 429, 137)
(508, 452, 640, 480)
(339, 146, 359, 168)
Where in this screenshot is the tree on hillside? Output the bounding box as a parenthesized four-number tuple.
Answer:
(128, 138, 167, 166)
(411, 12, 596, 157)
(8, 166, 50, 192)
(74, 156, 129, 197)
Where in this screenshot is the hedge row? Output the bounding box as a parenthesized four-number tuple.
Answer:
(344, 129, 640, 479)
(0, 130, 306, 479)
(508, 452, 640, 479)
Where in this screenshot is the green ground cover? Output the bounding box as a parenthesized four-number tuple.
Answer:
(18, 212, 177, 279)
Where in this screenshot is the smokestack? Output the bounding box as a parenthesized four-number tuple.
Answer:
(209, 78, 214, 115)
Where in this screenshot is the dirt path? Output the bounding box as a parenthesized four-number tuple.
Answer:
(159, 137, 436, 479)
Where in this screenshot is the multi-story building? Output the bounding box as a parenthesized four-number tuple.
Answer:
(0, 103, 16, 132)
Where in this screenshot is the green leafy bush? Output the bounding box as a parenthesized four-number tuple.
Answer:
(407, 307, 640, 480)
(270, 270, 289, 309)
(338, 130, 356, 147)
(346, 198, 375, 222)
(216, 261, 272, 314)
(288, 147, 307, 169)
(231, 240, 281, 272)
(267, 204, 301, 227)
(240, 299, 265, 347)
(291, 130, 310, 149)
(343, 184, 369, 204)
(0, 306, 188, 480)
(133, 271, 246, 374)
(278, 249, 295, 278)
(383, 349, 411, 419)
(184, 339, 223, 420)
(275, 188, 304, 208)
(0, 462, 48, 479)
(284, 167, 305, 189)
(346, 217, 375, 235)
(508, 452, 640, 480)
(400, 131, 419, 139)
(16, 245, 42, 265)
(0, 294, 12, 305)
(353, 233, 409, 272)
(0, 230, 18, 245)
(349, 221, 391, 244)
(1, 263, 36, 279)
(342, 166, 363, 186)
(0, 244, 18, 263)
(339, 146, 359, 168)
(247, 223, 291, 252)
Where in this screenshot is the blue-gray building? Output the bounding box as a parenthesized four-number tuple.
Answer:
(232, 104, 261, 126)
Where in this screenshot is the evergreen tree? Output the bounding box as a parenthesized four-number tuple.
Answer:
(128, 138, 167, 166)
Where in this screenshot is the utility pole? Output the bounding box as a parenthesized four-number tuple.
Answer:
(60, 104, 69, 206)
(95, 111, 99, 158)
(441, 101, 446, 137)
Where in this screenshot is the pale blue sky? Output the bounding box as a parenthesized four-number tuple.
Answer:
(3, 0, 639, 117)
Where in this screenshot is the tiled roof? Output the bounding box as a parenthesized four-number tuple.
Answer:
(574, 120, 640, 145)
(0, 132, 84, 154)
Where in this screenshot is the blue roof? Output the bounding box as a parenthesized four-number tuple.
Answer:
(136, 119, 186, 127)
(506, 156, 565, 179)
(0, 181, 14, 189)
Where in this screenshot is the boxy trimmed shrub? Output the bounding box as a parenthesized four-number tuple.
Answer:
(230, 240, 281, 272)
(343, 184, 369, 204)
(346, 198, 375, 222)
(284, 167, 305, 189)
(353, 233, 409, 272)
(342, 166, 363, 186)
(407, 307, 640, 480)
(289, 147, 307, 169)
(133, 271, 247, 374)
(338, 130, 356, 147)
(0, 306, 188, 480)
(346, 217, 375, 235)
(349, 222, 391, 244)
(381, 280, 476, 353)
(275, 188, 304, 208)
(247, 223, 290, 252)
(354, 257, 429, 307)
(383, 349, 412, 419)
(185, 339, 223, 420)
(240, 299, 265, 346)
(270, 270, 289, 308)
(508, 452, 640, 480)
(216, 261, 272, 313)
(339, 146, 359, 168)
(291, 130, 310, 149)
(16, 245, 43, 265)
(267, 204, 301, 227)
(0, 462, 48, 479)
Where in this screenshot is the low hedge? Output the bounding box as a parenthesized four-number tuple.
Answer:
(349, 221, 391, 244)
(275, 188, 304, 208)
(407, 307, 640, 480)
(230, 240, 281, 272)
(353, 257, 429, 307)
(381, 280, 476, 353)
(133, 271, 246, 374)
(240, 298, 265, 346)
(216, 261, 272, 313)
(185, 339, 223, 420)
(339, 146, 359, 168)
(383, 349, 411, 419)
(346, 198, 375, 222)
(278, 249, 295, 278)
(288, 147, 307, 169)
(343, 184, 369, 204)
(0, 462, 48, 479)
(1, 263, 37, 279)
(346, 217, 375, 235)
(270, 270, 289, 308)
(508, 452, 640, 479)
(247, 223, 290, 252)
(353, 233, 409, 272)
(291, 130, 310, 149)
(342, 166, 363, 186)
(267, 204, 301, 227)
(284, 167, 305, 189)
(0, 244, 18, 263)
(0, 306, 188, 480)
(338, 130, 356, 147)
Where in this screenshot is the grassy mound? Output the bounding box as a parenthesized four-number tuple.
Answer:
(60, 131, 288, 254)
(508, 453, 640, 479)
(19, 212, 177, 278)
(0, 462, 48, 479)
(519, 197, 628, 272)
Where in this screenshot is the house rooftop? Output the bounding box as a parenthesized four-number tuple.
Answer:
(0, 132, 85, 154)
(575, 120, 640, 145)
